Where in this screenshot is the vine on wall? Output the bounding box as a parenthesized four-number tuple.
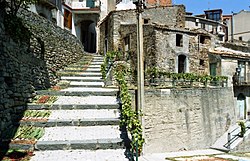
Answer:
(114, 63, 144, 153)
(101, 51, 144, 153)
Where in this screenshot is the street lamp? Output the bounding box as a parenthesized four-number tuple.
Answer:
(133, 0, 144, 160)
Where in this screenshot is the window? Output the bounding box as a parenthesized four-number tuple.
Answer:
(199, 35, 210, 44)
(124, 36, 130, 52)
(201, 23, 205, 29)
(176, 34, 183, 47)
(210, 63, 217, 76)
(239, 37, 243, 41)
(144, 19, 149, 24)
(200, 59, 205, 66)
(206, 11, 221, 21)
(64, 10, 72, 29)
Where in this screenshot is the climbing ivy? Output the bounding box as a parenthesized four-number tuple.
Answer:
(101, 51, 123, 79)
(114, 63, 144, 153)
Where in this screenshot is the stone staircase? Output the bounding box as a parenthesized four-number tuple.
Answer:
(13, 54, 130, 161)
(211, 121, 250, 152)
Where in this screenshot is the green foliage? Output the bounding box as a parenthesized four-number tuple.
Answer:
(4, 15, 32, 43)
(14, 125, 45, 140)
(114, 63, 144, 153)
(101, 51, 123, 79)
(24, 110, 51, 118)
(146, 67, 228, 82)
(238, 121, 246, 137)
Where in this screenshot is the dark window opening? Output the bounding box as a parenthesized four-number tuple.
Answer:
(144, 19, 149, 24)
(176, 34, 183, 47)
(178, 55, 186, 73)
(200, 59, 205, 66)
(239, 37, 243, 41)
(199, 35, 210, 44)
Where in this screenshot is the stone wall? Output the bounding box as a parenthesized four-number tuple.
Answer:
(0, 9, 84, 143)
(140, 88, 236, 153)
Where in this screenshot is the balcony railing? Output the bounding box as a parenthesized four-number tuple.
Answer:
(233, 73, 250, 86)
(64, 0, 99, 9)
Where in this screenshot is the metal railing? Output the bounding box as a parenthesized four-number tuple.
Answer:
(233, 73, 250, 86)
(225, 121, 250, 150)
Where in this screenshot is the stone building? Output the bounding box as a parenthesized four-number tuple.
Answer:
(98, 5, 221, 75)
(209, 44, 250, 121)
(98, 4, 250, 153)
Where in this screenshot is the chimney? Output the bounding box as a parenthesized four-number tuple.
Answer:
(145, 0, 172, 7)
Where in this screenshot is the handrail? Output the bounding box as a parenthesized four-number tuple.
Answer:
(225, 120, 250, 150)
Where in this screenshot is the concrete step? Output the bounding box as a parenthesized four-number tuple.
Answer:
(35, 125, 123, 150)
(30, 149, 129, 161)
(53, 96, 119, 108)
(59, 72, 102, 77)
(89, 62, 103, 65)
(67, 65, 101, 69)
(20, 118, 120, 127)
(59, 87, 118, 96)
(69, 81, 104, 87)
(62, 69, 101, 73)
(26, 104, 120, 110)
(20, 109, 120, 127)
(36, 90, 117, 96)
(60, 76, 102, 82)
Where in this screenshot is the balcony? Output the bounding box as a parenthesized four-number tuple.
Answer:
(233, 73, 250, 86)
(64, 0, 100, 10)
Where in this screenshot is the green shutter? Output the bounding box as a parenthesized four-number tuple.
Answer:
(210, 63, 217, 76)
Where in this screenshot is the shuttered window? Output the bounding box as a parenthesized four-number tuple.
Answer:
(64, 10, 72, 29)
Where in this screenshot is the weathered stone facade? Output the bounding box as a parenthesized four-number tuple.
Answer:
(140, 88, 236, 153)
(119, 24, 216, 76)
(0, 9, 84, 142)
(98, 5, 185, 54)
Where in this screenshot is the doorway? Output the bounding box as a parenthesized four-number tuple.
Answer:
(178, 55, 186, 73)
(81, 20, 96, 53)
(237, 93, 246, 120)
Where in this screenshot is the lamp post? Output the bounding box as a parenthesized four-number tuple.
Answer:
(133, 0, 144, 160)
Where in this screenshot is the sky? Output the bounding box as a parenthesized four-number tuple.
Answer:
(172, 0, 250, 15)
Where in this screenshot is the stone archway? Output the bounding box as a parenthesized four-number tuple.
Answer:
(81, 20, 96, 53)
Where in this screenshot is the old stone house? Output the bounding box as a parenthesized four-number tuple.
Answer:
(209, 44, 250, 121)
(98, 4, 250, 153)
(98, 5, 222, 76)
